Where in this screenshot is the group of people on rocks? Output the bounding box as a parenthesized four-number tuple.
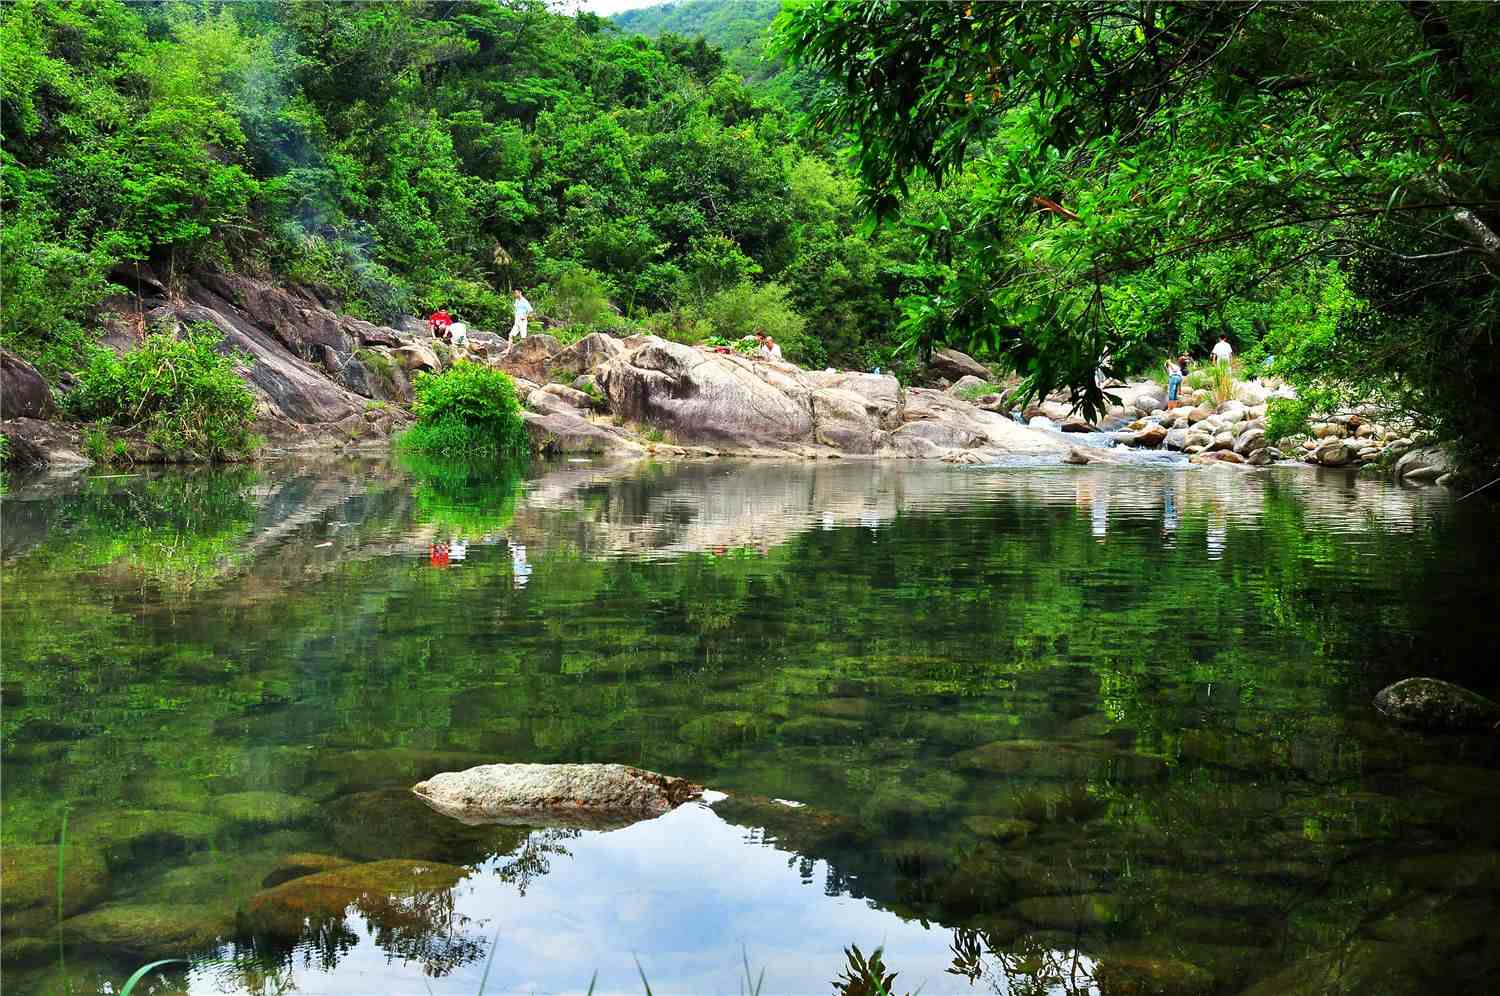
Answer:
(427, 289, 533, 353)
(1162, 335, 1235, 409)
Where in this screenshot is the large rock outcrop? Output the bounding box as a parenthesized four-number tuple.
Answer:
(589, 336, 1067, 461)
(412, 762, 704, 829)
(1, 349, 54, 420)
(521, 411, 645, 456)
(598, 338, 816, 447)
(92, 273, 417, 454)
(549, 332, 626, 379)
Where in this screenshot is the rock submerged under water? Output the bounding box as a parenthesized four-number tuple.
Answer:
(1373, 677, 1500, 731)
(412, 762, 704, 829)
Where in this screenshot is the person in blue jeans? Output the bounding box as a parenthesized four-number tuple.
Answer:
(1165, 354, 1186, 409)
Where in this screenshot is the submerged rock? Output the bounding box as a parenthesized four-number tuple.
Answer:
(262, 852, 353, 888)
(322, 788, 522, 863)
(1373, 677, 1500, 730)
(779, 715, 865, 744)
(70, 809, 225, 870)
(245, 858, 470, 939)
(1393, 850, 1500, 892)
(60, 902, 233, 956)
(962, 816, 1037, 844)
(412, 762, 703, 828)
(1093, 953, 1214, 996)
(1011, 893, 1123, 929)
(1236, 940, 1432, 996)
(210, 790, 318, 828)
(1, 842, 110, 932)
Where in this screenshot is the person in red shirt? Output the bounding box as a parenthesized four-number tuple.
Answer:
(428, 307, 453, 339)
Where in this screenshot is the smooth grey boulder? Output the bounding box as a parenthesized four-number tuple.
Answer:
(549, 332, 626, 378)
(926, 347, 990, 383)
(597, 338, 814, 446)
(521, 411, 644, 456)
(412, 762, 703, 829)
(1374, 677, 1500, 731)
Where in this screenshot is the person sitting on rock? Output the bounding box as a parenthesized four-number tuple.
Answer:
(428, 307, 453, 340)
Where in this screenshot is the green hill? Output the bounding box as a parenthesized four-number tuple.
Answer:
(613, 0, 784, 86)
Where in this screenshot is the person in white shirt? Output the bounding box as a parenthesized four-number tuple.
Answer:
(510, 290, 533, 341)
(1211, 335, 1234, 366)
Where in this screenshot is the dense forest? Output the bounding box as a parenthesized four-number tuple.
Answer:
(2, 0, 1497, 476)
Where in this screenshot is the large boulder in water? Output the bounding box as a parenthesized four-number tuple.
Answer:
(520, 410, 645, 456)
(810, 387, 883, 453)
(1374, 678, 1500, 731)
(412, 762, 703, 828)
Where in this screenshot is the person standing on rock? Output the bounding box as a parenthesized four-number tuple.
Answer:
(1212, 335, 1233, 367)
(510, 289, 533, 341)
(1164, 355, 1185, 409)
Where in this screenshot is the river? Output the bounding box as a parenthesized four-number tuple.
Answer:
(3, 457, 1498, 995)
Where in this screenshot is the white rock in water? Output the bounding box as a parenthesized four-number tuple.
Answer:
(412, 762, 703, 828)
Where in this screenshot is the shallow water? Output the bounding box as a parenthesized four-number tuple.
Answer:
(3, 457, 1499, 995)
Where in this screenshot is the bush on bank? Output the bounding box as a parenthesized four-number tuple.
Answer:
(399, 362, 528, 458)
(64, 329, 258, 461)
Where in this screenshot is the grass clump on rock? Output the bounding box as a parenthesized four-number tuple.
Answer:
(399, 361, 528, 457)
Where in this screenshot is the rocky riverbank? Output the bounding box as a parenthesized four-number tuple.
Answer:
(2, 270, 1074, 473)
(1039, 381, 1457, 486)
(0, 270, 1458, 487)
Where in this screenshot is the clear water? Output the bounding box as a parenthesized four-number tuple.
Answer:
(3, 457, 1499, 995)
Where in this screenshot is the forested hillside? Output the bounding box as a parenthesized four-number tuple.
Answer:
(1, 0, 904, 384)
(612, 0, 794, 94)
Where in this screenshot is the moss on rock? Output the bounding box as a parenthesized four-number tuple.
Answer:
(245, 858, 470, 940)
(210, 791, 318, 828)
(0, 842, 110, 931)
(60, 902, 234, 956)
(70, 809, 225, 869)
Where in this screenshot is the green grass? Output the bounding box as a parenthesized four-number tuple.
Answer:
(955, 380, 1006, 402)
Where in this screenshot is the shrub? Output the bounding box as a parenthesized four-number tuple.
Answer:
(956, 380, 1006, 402)
(64, 328, 258, 460)
(695, 282, 816, 365)
(640, 307, 711, 345)
(399, 361, 528, 457)
(536, 268, 621, 328)
(1265, 396, 1315, 443)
